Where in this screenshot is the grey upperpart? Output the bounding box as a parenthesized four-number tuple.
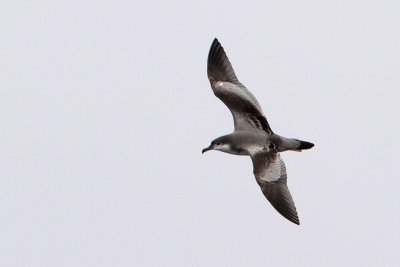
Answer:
(202, 38, 314, 225)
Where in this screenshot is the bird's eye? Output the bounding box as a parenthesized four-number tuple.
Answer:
(216, 142, 222, 146)
(269, 143, 276, 149)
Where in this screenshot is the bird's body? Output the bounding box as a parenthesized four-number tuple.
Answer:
(210, 130, 269, 156)
(202, 38, 314, 225)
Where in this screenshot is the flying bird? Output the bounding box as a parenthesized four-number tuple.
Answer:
(202, 38, 314, 225)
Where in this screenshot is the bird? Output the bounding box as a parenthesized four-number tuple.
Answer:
(202, 38, 314, 225)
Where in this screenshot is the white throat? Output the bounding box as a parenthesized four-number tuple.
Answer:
(214, 144, 232, 153)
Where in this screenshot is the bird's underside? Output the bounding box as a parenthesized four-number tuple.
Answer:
(203, 38, 314, 225)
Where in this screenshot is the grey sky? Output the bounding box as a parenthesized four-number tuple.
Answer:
(1, 1, 399, 266)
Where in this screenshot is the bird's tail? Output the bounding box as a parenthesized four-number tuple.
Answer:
(275, 135, 314, 152)
(297, 140, 314, 150)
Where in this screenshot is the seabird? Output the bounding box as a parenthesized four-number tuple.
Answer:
(202, 38, 314, 225)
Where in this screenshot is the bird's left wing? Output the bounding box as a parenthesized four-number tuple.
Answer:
(207, 38, 273, 134)
(251, 152, 300, 225)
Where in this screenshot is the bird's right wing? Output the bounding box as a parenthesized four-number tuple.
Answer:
(207, 38, 273, 134)
(251, 152, 300, 225)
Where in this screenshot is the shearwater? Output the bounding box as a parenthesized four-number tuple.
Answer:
(202, 38, 314, 225)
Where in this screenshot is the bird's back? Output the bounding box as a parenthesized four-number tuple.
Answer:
(225, 130, 270, 156)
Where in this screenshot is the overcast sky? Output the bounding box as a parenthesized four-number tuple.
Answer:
(1, 1, 400, 266)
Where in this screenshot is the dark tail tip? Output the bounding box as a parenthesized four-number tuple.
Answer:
(299, 140, 314, 150)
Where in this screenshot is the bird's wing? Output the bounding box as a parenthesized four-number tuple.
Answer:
(207, 38, 273, 134)
(251, 152, 300, 225)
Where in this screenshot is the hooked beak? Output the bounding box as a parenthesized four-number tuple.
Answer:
(202, 145, 213, 154)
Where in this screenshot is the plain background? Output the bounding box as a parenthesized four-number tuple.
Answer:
(1, 1, 399, 266)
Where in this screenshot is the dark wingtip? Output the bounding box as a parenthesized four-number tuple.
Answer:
(207, 38, 239, 84)
(277, 209, 300, 225)
(284, 212, 300, 225)
(207, 38, 222, 66)
(299, 141, 314, 150)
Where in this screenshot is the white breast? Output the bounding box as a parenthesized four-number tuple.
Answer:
(246, 145, 268, 156)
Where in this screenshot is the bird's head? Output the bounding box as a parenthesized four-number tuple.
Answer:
(202, 136, 231, 154)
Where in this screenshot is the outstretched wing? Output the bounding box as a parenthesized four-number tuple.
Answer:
(251, 152, 300, 225)
(207, 38, 273, 134)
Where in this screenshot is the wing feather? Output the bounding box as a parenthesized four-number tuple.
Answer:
(207, 38, 273, 134)
(251, 152, 300, 225)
